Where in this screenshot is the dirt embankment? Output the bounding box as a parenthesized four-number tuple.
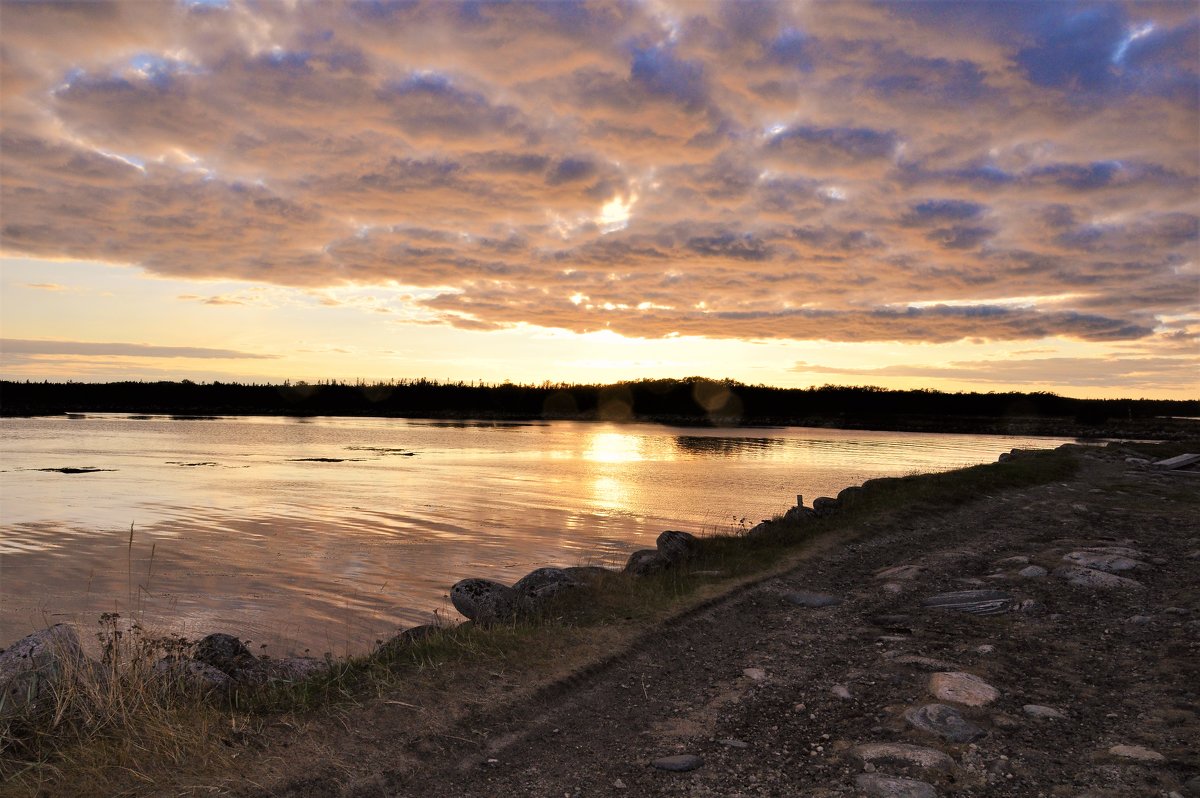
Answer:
(224, 444, 1199, 798)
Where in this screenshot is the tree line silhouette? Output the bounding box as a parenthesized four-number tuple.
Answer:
(2, 378, 1196, 437)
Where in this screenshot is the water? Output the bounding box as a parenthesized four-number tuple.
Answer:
(0, 414, 1076, 654)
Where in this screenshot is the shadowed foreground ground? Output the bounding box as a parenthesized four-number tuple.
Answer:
(234, 445, 1199, 798)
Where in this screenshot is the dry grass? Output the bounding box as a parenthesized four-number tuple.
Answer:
(1, 445, 1089, 796)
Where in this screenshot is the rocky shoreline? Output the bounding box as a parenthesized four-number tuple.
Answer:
(4, 440, 1199, 797)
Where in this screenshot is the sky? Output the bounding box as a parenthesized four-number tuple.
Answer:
(0, 0, 1197, 398)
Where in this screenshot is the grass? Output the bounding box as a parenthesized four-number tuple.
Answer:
(0, 443, 1093, 796)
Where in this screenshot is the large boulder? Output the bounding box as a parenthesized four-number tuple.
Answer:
(450, 578, 518, 624)
(0, 624, 89, 718)
(194, 633, 256, 675)
(781, 505, 816, 524)
(562, 565, 614, 583)
(624, 549, 671, 576)
(836, 485, 865, 508)
(151, 656, 230, 695)
(811, 497, 839, 517)
(513, 567, 582, 605)
(656, 530, 701, 563)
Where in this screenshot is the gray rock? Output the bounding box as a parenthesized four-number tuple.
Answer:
(921, 590, 1015, 616)
(854, 773, 938, 798)
(877, 564, 925, 581)
(837, 485, 866, 508)
(718, 738, 749, 748)
(784, 591, 843, 608)
(562, 565, 614, 583)
(743, 667, 767, 681)
(1022, 704, 1065, 719)
(1062, 551, 1147, 573)
(831, 684, 853, 699)
(1018, 565, 1048, 578)
(1108, 744, 1165, 762)
(848, 743, 955, 774)
(450, 578, 518, 624)
(266, 656, 327, 682)
(1127, 615, 1153, 625)
(624, 548, 671, 576)
(995, 555, 1030, 566)
(892, 655, 961, 672)
(151, 656, 230, 694)
(512, 567, 581, 604)
(904, 703, 985, 743)
(194, 632, 255, 675)
(376, 623, 442, 657)
(656, 530, 701, 563)
(928, 672, 999, 707)
(651, 753, 703, 772)
(1054, 565, 1145, 590)
(812, 496, 839, 516)
(781, 505, 816, 524)
(0, 624, 88, 718)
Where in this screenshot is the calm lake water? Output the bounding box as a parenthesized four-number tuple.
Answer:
(0, 414, 1077, 655)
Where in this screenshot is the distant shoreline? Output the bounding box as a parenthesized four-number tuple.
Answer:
(2, 379, 1197, 440)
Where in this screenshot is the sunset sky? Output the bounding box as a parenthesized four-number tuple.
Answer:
(1, 0, 1197, 398)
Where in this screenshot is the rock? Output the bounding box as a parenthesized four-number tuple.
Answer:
(837, 485, 865, 508)
(921, 590, 1015, 616)
(0, 624, 88, 717)
(1127, 615, 1153, 625)
(562, 565, 613, 583)
(892, 655, 961, 672)
(376, 623, 442, 657)
(624, 549, 671, 576)
(975, 645, 995, 655)
(1108, 744, 1165, 762)
(854, 773, 939, 798)
(1183, 775, 1200, 796)
(1022, 704, 1065, 719)
(151, 656, 230, 694)
(812, 496, 839, 516)
(881, 582, 906, 595)
(1018, 565, 1048, 578)
(904, 703, 985, 743)
(656, 530, 701, 563)
(718, 737, 749, 748)
(743, 667, 767, 681)
(995, 555, 1030, 566)
(651, 753, 703, 772)
(266, 656, 327, 682)
(1087, 545, 1146, 558)
(450, 578, 518, 624)
(782, 505, 816, 524)
(1054, 565, 1145, 590)
(784, 591, 843, 608)
(928, 672, 999, 707)
(1062, 551, 1147, 573)
(832, 684, 853, 699)
(876, 564, 925, 581)
(848, 743, 955, 775)
(194, 632, 255, 675)
(512, 567, 581, 603)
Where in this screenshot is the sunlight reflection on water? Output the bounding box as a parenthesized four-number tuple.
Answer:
(0, 415, 1077, 655)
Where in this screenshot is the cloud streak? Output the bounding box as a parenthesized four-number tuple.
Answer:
(1, 339, 275, 360)
(0, 0, 1195, 352)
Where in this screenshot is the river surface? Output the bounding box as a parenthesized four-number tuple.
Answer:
(0, 414, 1077, 655)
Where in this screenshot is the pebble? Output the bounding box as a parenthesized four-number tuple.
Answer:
(1022, 704, 1066, 719)
(854, 773, 938, 798)
(995, 555, 1030, 566)
(1062, 551, 1147, 573)
(881, 582, 906, 594)
(893, 654, 962, 672)
(1108, 744, 1166, 762)
(1054, 565, 1145, 590)
(976, 645, 995, 655)
(651, 753, 703, 772)
(904, 703, 986, 743)
(1018, 565, 1048, 578)
(876, 564, 926, 580)
(831, 684, 853, 699)
(718, 738, 749, 748)
(783, 591, 843, 608)
(848, 742, 956, 774)
(1127, 615, 1153, 625)
(921, 589, 1015, 616)
(928, 672, 1000, 707)
(743, 667, 767, 681)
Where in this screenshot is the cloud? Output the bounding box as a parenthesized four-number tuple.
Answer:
(0, 338, 276, 359)
(0, 0, 1195, 357)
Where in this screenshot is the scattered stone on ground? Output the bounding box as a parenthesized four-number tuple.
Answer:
(0, 624, 87, 718)
(831, 684, 853, 699)
(920, 589, 1015, 615)
(624, 548, 671, 576)
(854, 773, 939, 798)
(876, 564, 925, 581)
(1022, 704, 1065, 719)
(650, 754, 703, 772)
(928, 671, 1000, 707)
(847, 742, 956, 775)
(194, 632, 255, 675)
(449, 578, 517, 624)
(1108, 744, 1166, 762)
(903, 703, 986, 743)
(742, 667, 767, 681)
(1061, 551, 1147, 573)
(1018, 565, 1048, 578)
(1053, 565, 1145, 590)
(891, 655, 961, 672)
